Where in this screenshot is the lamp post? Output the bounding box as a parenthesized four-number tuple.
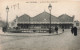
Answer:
(6, 6, 9, 30)
(48, 4, 52, 33)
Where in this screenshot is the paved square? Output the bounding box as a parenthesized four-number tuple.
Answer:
(0, 29, 80, 50)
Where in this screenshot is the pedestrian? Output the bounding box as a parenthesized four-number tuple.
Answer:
(55, 26, 58, 34)
(62, 28, 64, 33)
(71, 26, 74, 34)
(62, 26, 64, 33)
(73, 26, 77, 36)
(2, 26, 7, 32)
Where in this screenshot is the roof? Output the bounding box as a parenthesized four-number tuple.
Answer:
(17, 14, 30, 22)
(32, 11, 58, 22)
(12, 11, 74, 23)
(58, 14, 74, 22)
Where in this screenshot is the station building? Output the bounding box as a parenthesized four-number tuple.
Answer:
(9, 11, 74, 29)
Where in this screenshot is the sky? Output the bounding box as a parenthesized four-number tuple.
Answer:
(0, 0, 80, 22)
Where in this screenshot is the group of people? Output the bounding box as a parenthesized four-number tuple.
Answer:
(54, 26, 64, 34)
(71, 26, 77, 36)
(54, 26, 77, 36)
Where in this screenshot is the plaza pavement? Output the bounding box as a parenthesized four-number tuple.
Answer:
(0, 29, 80, 50)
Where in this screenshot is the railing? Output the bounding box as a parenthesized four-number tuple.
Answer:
(7, 28, 54, 33)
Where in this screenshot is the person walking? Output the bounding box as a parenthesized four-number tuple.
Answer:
(71, 26, 74, 34)
(55, 26, 58, 34)
(62, 26, 64, 33)
(62, 28, 64, 33)
(73, 26, 77, 36)
(2, 26, 7, 32)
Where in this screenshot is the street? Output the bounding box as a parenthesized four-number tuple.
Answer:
(0, 29, 80, 50)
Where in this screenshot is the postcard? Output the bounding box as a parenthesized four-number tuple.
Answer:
(0, 0, 80, 50)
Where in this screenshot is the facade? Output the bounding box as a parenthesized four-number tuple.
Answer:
(9, 11, 74, 30)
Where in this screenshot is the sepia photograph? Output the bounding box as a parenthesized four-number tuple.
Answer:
(0, 0, 80, 50)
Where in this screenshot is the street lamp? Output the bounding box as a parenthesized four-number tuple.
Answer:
(6, 6, 9, 30)
(48, 4, 52, 33)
